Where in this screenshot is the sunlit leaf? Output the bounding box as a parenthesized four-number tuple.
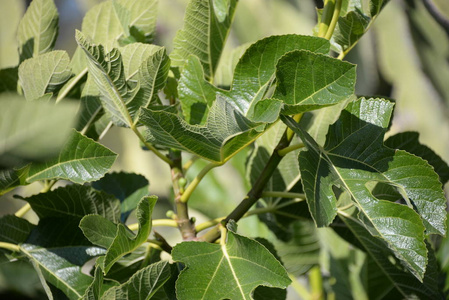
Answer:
(17, 0, 58, 61)
(27, 130, 117, 184)
(19, 50, 72, 101)
(172, 224, 291, 300)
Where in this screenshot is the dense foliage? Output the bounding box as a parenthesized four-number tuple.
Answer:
(1, 0, 449, 299)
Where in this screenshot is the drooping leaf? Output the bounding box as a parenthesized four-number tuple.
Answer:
(80, 215, 118, 249)
(92, 172, 150, 222)
(273, 51, 356, 114)
(385, 131, 449, 184)
(100, 196, 157, 274)
(18, 50, 72, 101)
(170, 0, 238, 79)
(20, 244, 97, 300)
(17, 0, 59, 61)
(0, 94, 78, 166)
(101, 261, 171, 299)
(283, 98, 447, 281)
(0, 215, 34, 244)
(340, 212, 442, 299)
(27, 129, 117, 184)
(0, 166, 30, 196)
(16, 184, 120, 222)
(140, 96, 262, 163)
(172, 225, 291, 300)
(82, 265, 119, 300)
(76, 30, 137, 127)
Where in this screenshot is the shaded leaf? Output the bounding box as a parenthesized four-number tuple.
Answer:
(19, 50, 72, 101)
(0, 67, 19, 92)
(283, 98, 447, 281)
(16, 184, 120, 222)
(0, 166, 30, 196)
(82, 265, 119, 300)
(253, 286, 286, 300)
(92, 172, 150, 222)
(27, 129, 117, 184)
(140, 96, 262, 163)
(0, 215, 34, 244)
(273, 51, 356, 114)
(17, 0, 59, 61)
(0, 94, 78, 166)
(20, 244, 97, 300)
(385, 131, 449, 184)
(170, 0, 238, 79)
(172, 226, 291, 300)
(101, 261, 171, 299)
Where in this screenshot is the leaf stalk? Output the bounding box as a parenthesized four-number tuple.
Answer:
(0, 242, 20, 253)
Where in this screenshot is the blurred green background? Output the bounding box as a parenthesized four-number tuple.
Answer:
(1, 0, 448, 299)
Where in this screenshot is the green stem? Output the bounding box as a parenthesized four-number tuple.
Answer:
(15, 180, 56, 218)
(309, 266, 324, 300)
(318, 0, 336, 38)
(128, 219, 178, 231)
(131, 126, 173, 165)
(183, 156, 199, 172)
(324, 0, 342, 40)
(262, 191, 305, 200)
(289, 273, 312, 300)
(277, 143, 305, 156)
(56, 69, 88, 103)
(180, 162, 221, 203)
(0, 242, 20, 253)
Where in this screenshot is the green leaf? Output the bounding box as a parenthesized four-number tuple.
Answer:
(0, 94, 78, 166)
(140, 96, 262, 163)
(92, 172, 150, 222)
(283, 98, 447, 280)
(16, 184, 120, 222)
(80, 215, 118, 249)
(274, 51, 356, 114)
(0, 215, 34, 244)
(253, 286, 286, 300)
(17, 0, 58, 61)
(385, 132, 449, 184)
(0, 67, 19, 92)
(170, 0, 238, 79)
(102, 196, 157, 273)
(0, 1, 23, 68)
(172, 226, 291, 300)
(18, 50, 72, 101)
(76, 30, 137, 127)
(82, 266, 119, 300)
(26, 130, 117, 184)
(340, 212, 442, 298)
(101, 261, 171, 299)
(0, 166, 30, 196)
(20, 243, 97, 300)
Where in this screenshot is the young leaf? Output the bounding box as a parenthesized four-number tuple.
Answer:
(18, 50, 72, 101)
(0, 94, 78, 166)
(170, 0, 238, 79)
(102, 196, 157, 273)
(17, 0, 59, 61)
(385, 131, 449, 184)
(140, 95, 262, 163)
(101, 261, 171, 299)
(16, 184, 121, 222)
(20, 244, 96, 300)
(172, 226, 291, 300)
(92, 172, 150, 222)
(283, 98, 447, 280)
(27, 129, 117, 184)
(76, 30, 137, 127)
(273, 51, 356, 114)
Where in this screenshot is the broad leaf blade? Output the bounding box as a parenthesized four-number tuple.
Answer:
(16, 184, 121, 222)
(76, 30, 136, 127)
(0, 166, 30, 196)
(17, 0, 58, 61)
(103, 196, 157, 273)
(101, 261, 171, 299)
(0, 94, 78, 166)
(0, 67, 19, 92)
(274, 51, 356, 114)
(283, 98, 447, 280)
(80, 215, 118, 249)
(27, 130, 117, 184)
(170, 0, 238, 79)
(0, 215, 34, 244)
(172, 227, 291, 300)
(19, 50, 72, 101)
